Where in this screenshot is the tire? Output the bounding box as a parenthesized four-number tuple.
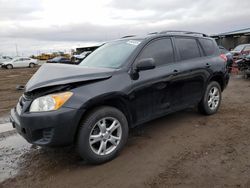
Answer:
(6, 64, 13, 69)
(198, 81, 222, 115)
(29, 63, 35, 68)
(77, 106, 129, 164)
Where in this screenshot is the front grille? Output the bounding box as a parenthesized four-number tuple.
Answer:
(42, 129, 54, 142)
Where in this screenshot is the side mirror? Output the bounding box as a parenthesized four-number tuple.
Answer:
(136, 58, 156, 71)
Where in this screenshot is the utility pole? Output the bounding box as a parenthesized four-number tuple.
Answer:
(15, 43, 19, 56)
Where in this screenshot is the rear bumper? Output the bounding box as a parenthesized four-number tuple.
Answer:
(10, 106, 84, 146)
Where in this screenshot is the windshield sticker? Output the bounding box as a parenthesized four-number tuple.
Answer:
(127, 40, 141, 46)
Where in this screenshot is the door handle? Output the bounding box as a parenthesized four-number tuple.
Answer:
(205, 63, 211, 68)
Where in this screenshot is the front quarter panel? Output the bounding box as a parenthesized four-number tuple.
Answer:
(64, 70, 132, 110)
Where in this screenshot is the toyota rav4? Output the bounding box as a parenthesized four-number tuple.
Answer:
(10, 31, 230, 164)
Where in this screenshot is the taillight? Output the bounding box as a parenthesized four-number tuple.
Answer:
(220, 54, 227, 62)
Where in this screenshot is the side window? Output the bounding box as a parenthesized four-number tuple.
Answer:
(137, 38, 174, 66)
(175, 38, 201, 60)
(199, 38, 217, 56)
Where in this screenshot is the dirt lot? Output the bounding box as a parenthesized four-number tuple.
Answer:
(0, 68, 250, 188)
(0, 67, 39, 119)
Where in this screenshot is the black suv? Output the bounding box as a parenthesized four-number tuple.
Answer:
(10, 31, 229, 164)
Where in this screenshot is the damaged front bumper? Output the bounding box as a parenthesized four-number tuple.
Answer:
(10, 104, 83, 146)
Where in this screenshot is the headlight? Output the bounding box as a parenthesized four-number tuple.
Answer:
(29, 92, 73, 112)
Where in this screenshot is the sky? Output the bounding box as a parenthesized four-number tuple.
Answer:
(0, 0, 250, 56)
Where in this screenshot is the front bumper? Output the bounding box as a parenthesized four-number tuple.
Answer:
(10, 106, 83, 146)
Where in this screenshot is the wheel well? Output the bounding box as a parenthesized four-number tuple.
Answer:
(87, 98, 132, 125)
(209, 75, 224, 91)
(73, 97, 133, 143)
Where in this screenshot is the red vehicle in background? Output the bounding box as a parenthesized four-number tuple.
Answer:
(231, 44, 250, 60)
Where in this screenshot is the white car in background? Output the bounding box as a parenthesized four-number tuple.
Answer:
(1, 57, 38, 69)
(0, 56, 12, 65)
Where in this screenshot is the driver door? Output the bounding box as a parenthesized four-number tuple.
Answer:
(130, 38, 182, 124)
(14, 58, 24, 67)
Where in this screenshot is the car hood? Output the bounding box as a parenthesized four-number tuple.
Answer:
(25, 63, 115, 92)
(1, 61, 12, 65)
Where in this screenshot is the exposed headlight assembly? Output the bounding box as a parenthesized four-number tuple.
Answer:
(29, 92, 73, 112)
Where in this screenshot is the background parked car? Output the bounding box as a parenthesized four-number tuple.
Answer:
(218, 46, 234, 72)
(71, 51, 92, 64)
(230, 44, 250, 60)
(0, 56, 12, 65)
(1, 57, 37, 69)
(235, 54, 250, 78)
(47, 56, 72, 64)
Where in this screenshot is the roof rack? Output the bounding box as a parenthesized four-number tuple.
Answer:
(159, 30, 208, 37)
(148, 32, 158, 35)
(121, 35, 136, 39)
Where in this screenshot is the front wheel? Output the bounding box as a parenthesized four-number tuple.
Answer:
(6, 64, 13, 69)
(198, 81, 222, 115)
(77, 106, 129, 164)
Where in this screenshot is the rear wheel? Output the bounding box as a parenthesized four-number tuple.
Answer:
(6, 64, 13, 69)
(198, 81, 221, 115)
(29, 63, 35, 68)
(77, 106, 129, 164)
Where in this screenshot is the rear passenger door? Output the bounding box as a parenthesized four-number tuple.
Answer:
(173, 37, 208, 106)
(22, 58, 31, 67)
(131, 38, 183, 124)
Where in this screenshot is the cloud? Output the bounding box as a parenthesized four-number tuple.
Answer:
(0, 0, 43, 20)
(0, 0, 250, 55)
(109, 0, 198, 12)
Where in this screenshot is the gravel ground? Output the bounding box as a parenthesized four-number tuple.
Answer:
(0, 67, 39, 119)
(0, 68, 250, 188)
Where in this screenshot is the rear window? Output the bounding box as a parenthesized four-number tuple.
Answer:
(175, 38, 201, 60)
(199, 38, 217, 56)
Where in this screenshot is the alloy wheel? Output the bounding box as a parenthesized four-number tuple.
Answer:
(89, 117, 122, 156)
(207, 86, 220, 110)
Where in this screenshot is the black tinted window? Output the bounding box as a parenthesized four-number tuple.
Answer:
(138, 38, 174, 66)
(175, 38, 200, 60)
(199, 38, 217, 56)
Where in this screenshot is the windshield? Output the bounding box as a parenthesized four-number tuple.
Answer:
(79, 40, 141, 68)
(233, 45, 245, 52)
